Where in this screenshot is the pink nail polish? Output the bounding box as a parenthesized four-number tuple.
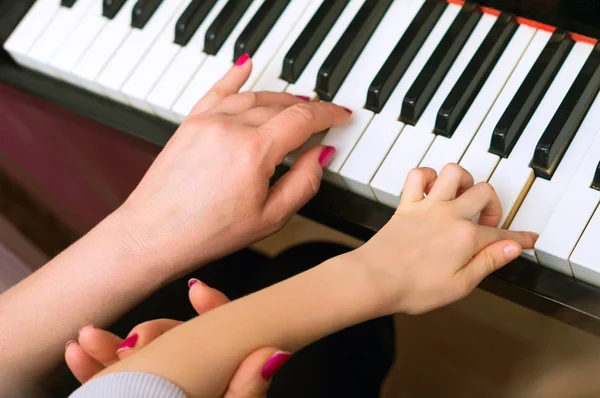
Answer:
(319, 146, 336, 168)
(117, 333, 138, 352)
(343, 107, 352, 114)
(235, 53, 249, 66)
(262, 351, 291, 380)
(79, 323, 93, 333)
(296, 95, 311, 102)
(188, 278, 207, 288)
(65, 340, 76, 350)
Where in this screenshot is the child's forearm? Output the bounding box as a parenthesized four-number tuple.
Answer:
(95, 251, 384, 397)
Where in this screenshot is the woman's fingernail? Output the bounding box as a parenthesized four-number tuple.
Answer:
(235, 53, 249, 66)
(503, 243, 521, 261)
(79, 324, 93, 333)
(188, 278, 207, 288)
(343, 107, 352, 114)
(65, 340, 76, 350)
(319, 146, 336, 168)
(296, 95, 311, 102)
(117, 333, 138, 353)
(262, 351, 292, 380)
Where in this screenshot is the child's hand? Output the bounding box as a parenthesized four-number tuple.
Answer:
(65, 281, 286, 397)
(354, 164, 538, 316)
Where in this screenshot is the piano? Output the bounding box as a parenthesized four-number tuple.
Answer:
(1, 0, 600, 334)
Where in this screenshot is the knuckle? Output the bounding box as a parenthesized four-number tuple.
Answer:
(304, 172, 321, 197)
(289, 103, 316, 124)
(483, 249, 498, 274)
(442, 162, 462, 174)
(407, 168, 425, 181)
(457, 221, 478, 241)
(477, 182, 496, 197)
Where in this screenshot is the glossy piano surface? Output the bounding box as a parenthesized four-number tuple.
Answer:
(0, 0, 600, 335)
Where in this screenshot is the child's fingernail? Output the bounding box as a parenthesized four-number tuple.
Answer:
(343, 107, 352, 114)
(262, 351, 291, 380)
(319, 146, 336, 168)
(503, 243, 521, 261)
(296, 95, 311, 102)
(65, 340, 76, 350)
(117, 333, 138, 353)
(235, 53, 249, 66)
(188, 278, 207, 288)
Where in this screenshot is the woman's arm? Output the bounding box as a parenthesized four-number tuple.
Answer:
(92, 165, 538, 398)
(0, 57, 350, 387)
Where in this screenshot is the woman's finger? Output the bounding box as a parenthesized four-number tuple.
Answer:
(65, 341, 105, 384)
(224, 348, 290, 398)
(188, 53, 252, 118)
(400, 167, 437, 204)
(77, 324, 123, 367)
(188, 279, 231, 315)
(453, 182, 503, 227)
(258, 102, 350, 164)
(210, 91, 308, 115)
(427, 163, 474, 201)
(263, 145, 331, 228)
(455, 240, 524, 292)
(116, 319, 183, 360)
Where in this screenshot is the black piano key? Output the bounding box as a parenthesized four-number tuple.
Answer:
(103, 0, 128, 19)
(434, 12, 518, 138)
(489, 30, 574, 158)
(315, 0, 394, 102)
(281, 0, 349, 84)
(532, 44, 600, 180)
(592, 161, 600, 191)
(174, 0, 218, 47)
(204, 0, 253, 56)
(365, 0, 447, 114)
(233, 0, 291, 61)
(131, 0, 163, 29)
(61, 0, 78, 7)
(400, 2, 482, 125)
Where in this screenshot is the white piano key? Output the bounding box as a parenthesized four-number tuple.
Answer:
(371, 12, 497, 206)
(487, 41, 594, 229)
(458, 30, 552, 183)
(510, 95, 600, 261)
(240, 0, 314, 92)
(3, 0, 61, 69)
(96, 0, 185, 104)
(252, 0, 324, 93)
(570, 208, 600, 286)
(48, 1, 109, 83)
(535, 133, 600, 275)
(340, 3, 461, 199)
(71, 0, 138, 95)
(171, 0, 265, 121)
(285, 0, 364, 98)
(320, 0, 419, 184)
(147, 0, 229, 122)
(419, 24, 536, 173)
(122, 0, 195, 113)
(26, 0, 95, 77)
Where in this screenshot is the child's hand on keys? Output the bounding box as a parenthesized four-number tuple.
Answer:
(354, 164, 538, 316)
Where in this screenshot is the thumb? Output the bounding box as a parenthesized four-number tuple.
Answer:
(224, 349, 291, 398)
(264, 145, 335, 226)
(458, 240, 522, 290)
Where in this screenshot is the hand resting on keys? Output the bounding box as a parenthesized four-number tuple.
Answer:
(0, 54, 537, 397)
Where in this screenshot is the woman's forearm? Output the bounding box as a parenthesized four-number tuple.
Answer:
(0, 208, 193, 386)
(95, 251, 384, 397)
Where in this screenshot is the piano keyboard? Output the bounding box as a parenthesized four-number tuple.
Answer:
(4, 0, 600, 286)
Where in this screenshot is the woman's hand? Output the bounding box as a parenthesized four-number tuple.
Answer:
(66, 279, 288, 397)
(117, 55, 351, 277)
(353, 164, 538, 316)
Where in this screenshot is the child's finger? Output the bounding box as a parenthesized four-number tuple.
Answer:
(427, 163, 474, 201)
(224, 348, 291, 398)
(77, 324, 123, 367)
(400, 167, 437, 204)
(188, 53, 252, 118)
(116, 319, 182, 360)
(188, 279, 230, 315)
(65, 340, 105, 384)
